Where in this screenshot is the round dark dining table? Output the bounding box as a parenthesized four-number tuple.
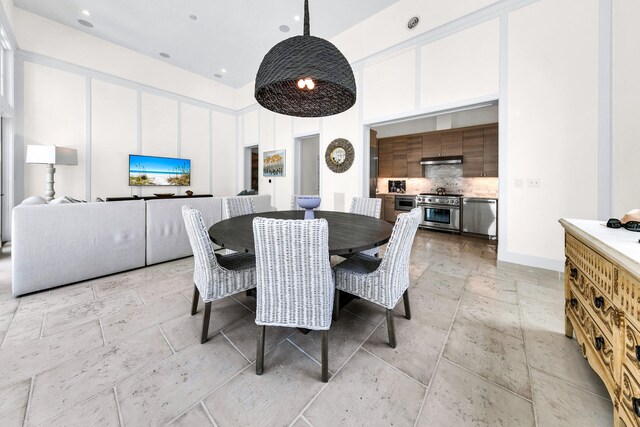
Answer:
(208, 210, 393, 256)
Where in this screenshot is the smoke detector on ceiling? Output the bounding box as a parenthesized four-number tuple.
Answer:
(407, 16, 419, 30)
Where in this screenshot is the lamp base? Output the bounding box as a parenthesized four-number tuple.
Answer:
(44, 164, 56, 202)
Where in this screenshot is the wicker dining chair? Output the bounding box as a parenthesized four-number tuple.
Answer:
(349, 197, 383, 257)
(290, 195, 320, 210)
(253, 216, 334, 382)
(182, 205, 257, 343)
(223, 196, 256, 219)
(333, 208, 421, 348)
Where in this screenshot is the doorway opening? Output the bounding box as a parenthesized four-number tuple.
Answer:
(294, 135, 320, 196)
(244, 146, 259, 192)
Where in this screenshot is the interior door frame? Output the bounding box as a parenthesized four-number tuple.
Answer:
(293, 133, 320, 196)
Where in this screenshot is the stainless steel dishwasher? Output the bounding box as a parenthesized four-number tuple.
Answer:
(462, 198, 497, 239)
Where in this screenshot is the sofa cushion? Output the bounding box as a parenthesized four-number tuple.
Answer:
(49, 197, 71, 204)
(21, 195, 48, 205)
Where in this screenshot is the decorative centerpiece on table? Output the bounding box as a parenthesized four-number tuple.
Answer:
(297, 196, 321, 220)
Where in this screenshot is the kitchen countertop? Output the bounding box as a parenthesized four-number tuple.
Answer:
(559, 218, 640, 278)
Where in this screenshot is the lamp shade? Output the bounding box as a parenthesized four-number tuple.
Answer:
(254, 0, 356, 117)
(26, 145, 78, 166)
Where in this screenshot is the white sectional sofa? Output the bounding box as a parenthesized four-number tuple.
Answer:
(12, 201, 147, 296)
(12, 194, 275, 296)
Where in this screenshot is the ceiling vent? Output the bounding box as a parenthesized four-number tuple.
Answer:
(407, 16, 419, 30)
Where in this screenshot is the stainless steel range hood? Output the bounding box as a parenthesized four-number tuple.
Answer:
(420, 155, 463, 165)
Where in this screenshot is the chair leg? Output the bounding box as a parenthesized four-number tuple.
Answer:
(256, 325, 266, 375)
(403, 289, 412, 320)
(191, 285, 200, 315)
(201, 302, 212, 344)
(386, 309, 396, 349)
(321, 330, 329, 383)
(333, 290, 341, 321)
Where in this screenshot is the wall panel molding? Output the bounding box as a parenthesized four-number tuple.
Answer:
(17, 50, 235, 115)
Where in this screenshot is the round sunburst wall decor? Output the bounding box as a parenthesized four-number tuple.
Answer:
(325, 138, 354, 173)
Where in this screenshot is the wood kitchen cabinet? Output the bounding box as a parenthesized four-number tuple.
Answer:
(378, 138, 394, 177)
(440, 130, 463, 156)
(383, 195, 397, 223)
(378, 135, 423, 178)
(422, 130, 462, 158)
(462, 124, 498, 177)
(393, 139, 407, 177)
(483, 125, 498, 177)
(378, 123, 498, 179)
(405, 136, 423, 177)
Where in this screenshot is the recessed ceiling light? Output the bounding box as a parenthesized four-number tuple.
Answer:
(188, 14, 197, 21)
(77, 19, 94, 28)
(159, 52, 170, 58)
(214, 74, 222, 78)
(294, 15, 300, 21)
(279, 25, 290, 33)
(81, 10, 90, 16)
(221, 68, 227, 73)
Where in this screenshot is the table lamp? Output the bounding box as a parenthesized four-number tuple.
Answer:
(25, 145, 78, 201)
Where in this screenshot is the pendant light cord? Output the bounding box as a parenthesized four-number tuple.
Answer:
(304, 0, 310, 36)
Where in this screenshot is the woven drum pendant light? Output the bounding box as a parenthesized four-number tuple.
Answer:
(254, 0, 356, 117)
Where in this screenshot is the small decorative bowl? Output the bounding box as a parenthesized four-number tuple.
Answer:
(297, 196, 321, 220)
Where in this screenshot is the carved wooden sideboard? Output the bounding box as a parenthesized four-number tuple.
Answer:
(560, 218, 640, 427)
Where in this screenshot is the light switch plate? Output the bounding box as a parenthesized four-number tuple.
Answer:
(515, 178, 523, 188)
(527, 178, 541, 188)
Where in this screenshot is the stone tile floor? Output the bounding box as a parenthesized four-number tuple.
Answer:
(0, 230, 613, 426)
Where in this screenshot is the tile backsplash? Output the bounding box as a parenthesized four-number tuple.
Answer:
(377, 165, 498, 197)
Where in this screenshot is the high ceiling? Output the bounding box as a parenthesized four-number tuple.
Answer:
(14, 0, 400, 88)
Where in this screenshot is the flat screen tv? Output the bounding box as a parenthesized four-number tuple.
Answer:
(129, 155, 191, 186)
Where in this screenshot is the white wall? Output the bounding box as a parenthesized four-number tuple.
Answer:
(420, 19, 500, 109)
(13, 8, 235, 109)
(16, 8, 238, 202)
(90, 80, 137, 198)
(23, 62, 86, 199)
(612, 0, 640, 217)
(503, 0, 599, 268)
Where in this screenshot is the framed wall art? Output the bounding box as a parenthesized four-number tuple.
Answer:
(263, 149, 286, 177)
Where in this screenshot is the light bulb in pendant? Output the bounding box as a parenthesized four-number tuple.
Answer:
(305, 78, 315, 90)
(297, 79, 306, 89)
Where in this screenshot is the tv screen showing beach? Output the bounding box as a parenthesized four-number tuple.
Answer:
(129, 155, 191, 186)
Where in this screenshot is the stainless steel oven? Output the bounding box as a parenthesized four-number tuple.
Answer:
(415, 194, 461, 233)
(394, 195, 416, 212)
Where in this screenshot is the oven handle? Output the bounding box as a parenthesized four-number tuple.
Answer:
(462, 199, 496, 204)
(418, 204, 460, 209)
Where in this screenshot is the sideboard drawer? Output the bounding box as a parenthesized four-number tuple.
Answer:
(568, 261, 616, 342)
(566, 233, 614, 299)
(619, 268, 640, 330)
(568, 289, 616, 384)
(621, 365, 640, 424)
